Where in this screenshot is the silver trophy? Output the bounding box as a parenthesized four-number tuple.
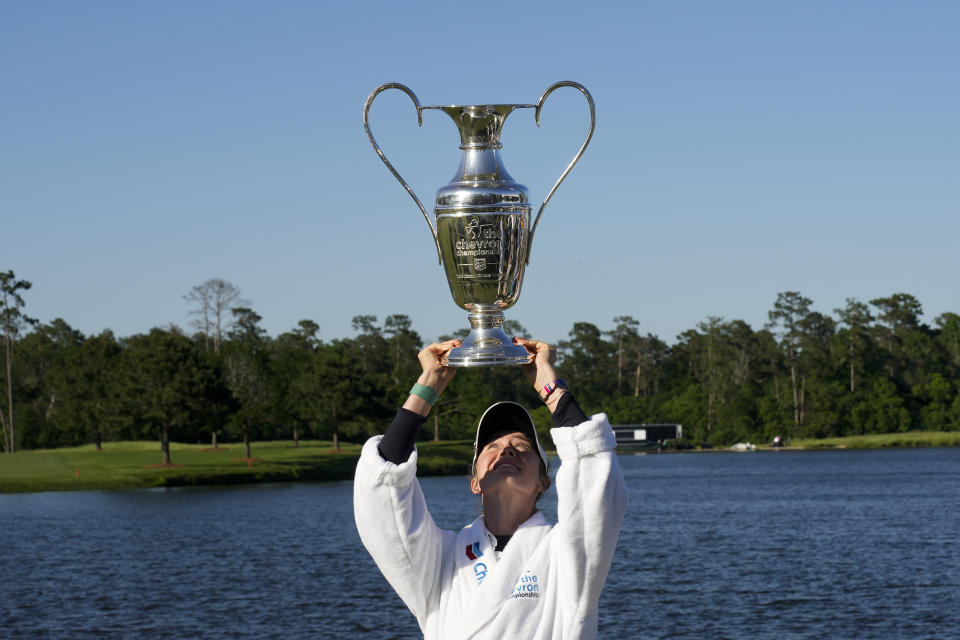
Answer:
(363, 82, 594, 366)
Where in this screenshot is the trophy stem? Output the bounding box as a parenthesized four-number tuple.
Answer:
(443, 306, 531, 367)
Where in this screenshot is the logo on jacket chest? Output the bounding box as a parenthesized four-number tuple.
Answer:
(465, 541, 482, 561)
(466, 541, 487, 584)
(512, 570, 540, 599)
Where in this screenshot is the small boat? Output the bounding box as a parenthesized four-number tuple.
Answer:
(730, 442, 756, 452)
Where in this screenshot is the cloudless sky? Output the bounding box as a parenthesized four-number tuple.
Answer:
(3, 0, 958, 346)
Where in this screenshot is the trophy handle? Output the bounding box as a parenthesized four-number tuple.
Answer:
(363, 83, 442, 263)
(527, 81, 596, 264)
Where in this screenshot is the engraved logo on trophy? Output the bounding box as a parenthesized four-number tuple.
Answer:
(364, 82, 595, 366)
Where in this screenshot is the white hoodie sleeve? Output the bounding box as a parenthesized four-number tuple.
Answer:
(550, 412, 628, 624)
(353, 435, 454, 625)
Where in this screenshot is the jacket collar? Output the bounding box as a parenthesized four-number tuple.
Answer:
(458, 511, 552, 638)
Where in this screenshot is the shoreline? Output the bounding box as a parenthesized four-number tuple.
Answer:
(3, 432, 959, 494)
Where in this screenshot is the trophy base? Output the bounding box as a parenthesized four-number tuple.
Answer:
(445, 332, 530, 367)
(444, 324, 529, 367)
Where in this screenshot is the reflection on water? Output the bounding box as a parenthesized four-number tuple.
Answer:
(3, 448, 959, 639)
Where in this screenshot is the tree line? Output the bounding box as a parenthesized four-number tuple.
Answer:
(2, 272, 959, 458)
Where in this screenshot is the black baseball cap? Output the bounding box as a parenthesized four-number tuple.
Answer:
(472, 401, 547, 471)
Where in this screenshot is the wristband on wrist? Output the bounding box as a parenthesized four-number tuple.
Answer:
(409, 382, 439, 405)
(540, 379, 568, 402)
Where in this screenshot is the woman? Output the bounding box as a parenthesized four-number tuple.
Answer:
(354, 337, 627, 639)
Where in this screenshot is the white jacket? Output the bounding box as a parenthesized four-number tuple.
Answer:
(353, 413, 628, 639)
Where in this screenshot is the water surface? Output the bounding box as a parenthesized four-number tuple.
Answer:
(3, 448, 958, 639)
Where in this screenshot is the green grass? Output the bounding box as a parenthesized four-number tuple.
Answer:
(0, 439, 476, 493)
(5, 431, 958, 493)
(791, 431, 960, 450)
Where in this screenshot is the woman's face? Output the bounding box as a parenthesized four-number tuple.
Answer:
(471, 431, 545, 499)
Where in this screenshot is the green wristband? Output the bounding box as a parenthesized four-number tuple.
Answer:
(409, 382, 439, 405)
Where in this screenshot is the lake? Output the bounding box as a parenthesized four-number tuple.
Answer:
(3, 448, 959, 639)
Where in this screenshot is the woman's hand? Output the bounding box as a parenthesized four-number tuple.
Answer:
(514, 337, 565, 410)
(417, 339, 461, 393)
(403, 339, 461, 416)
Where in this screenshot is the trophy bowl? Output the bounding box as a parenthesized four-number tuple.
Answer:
(364, 83, 594, 366)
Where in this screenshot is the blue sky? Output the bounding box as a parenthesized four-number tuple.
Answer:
(3, 0, 957, 345)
